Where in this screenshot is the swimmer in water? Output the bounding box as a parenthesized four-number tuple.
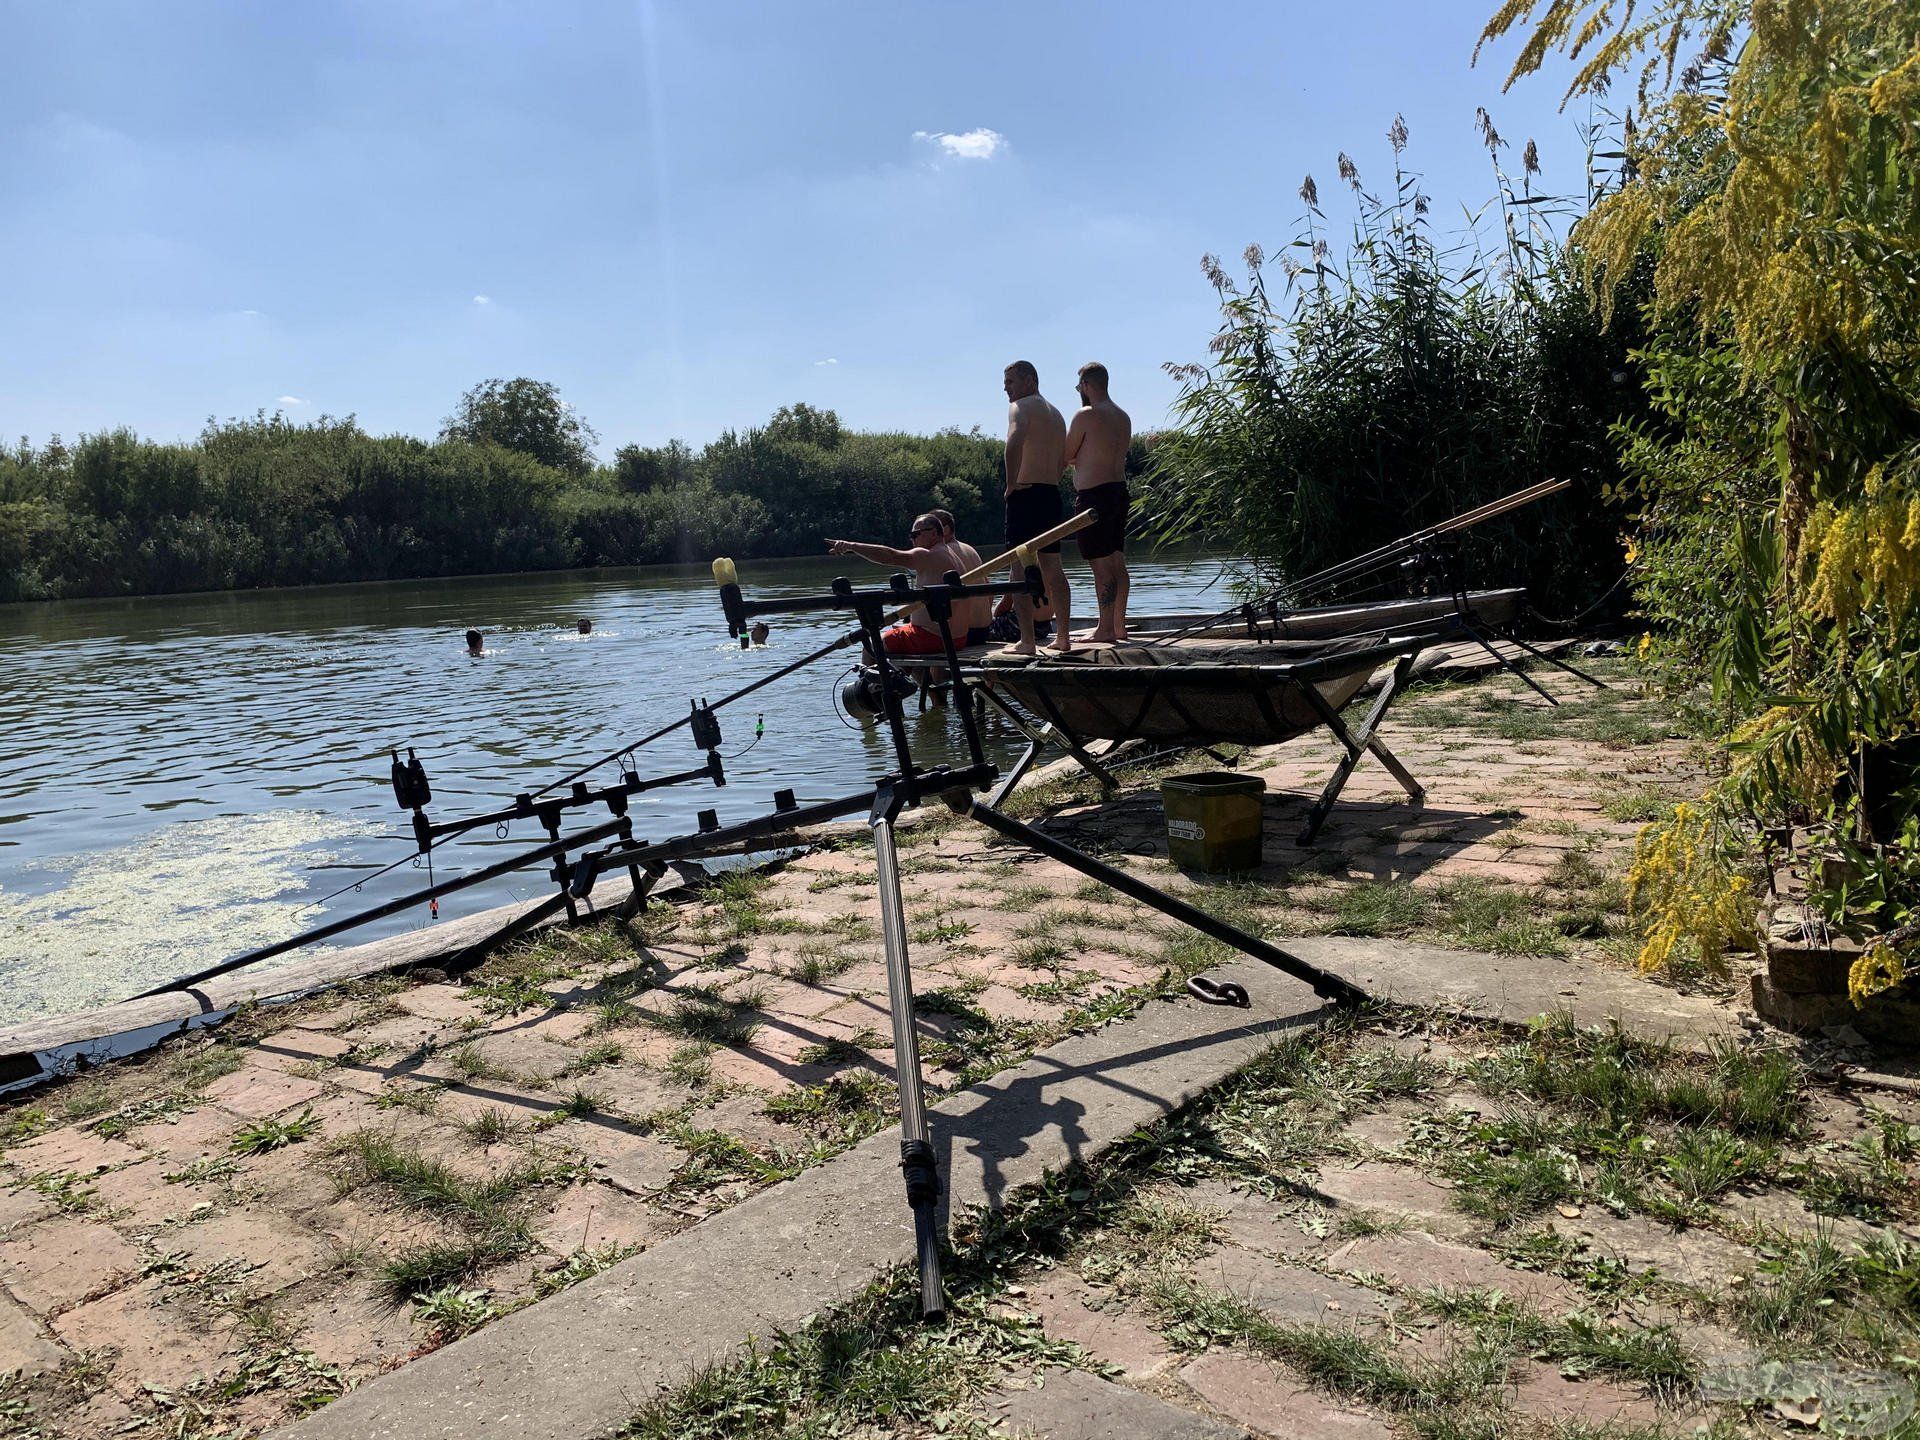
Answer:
(750, 621, 770, 647)
(465, 629, 484, 657)
(576, 618, 592, 635)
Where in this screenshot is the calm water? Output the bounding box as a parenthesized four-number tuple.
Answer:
(0, 552, 1235, 1022)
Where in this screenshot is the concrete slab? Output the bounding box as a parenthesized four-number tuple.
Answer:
(275, 957, 1329, 1440)
(1284, 937, 1738, 1047)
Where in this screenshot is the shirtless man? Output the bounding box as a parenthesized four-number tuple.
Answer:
(1000, 361, 1071, 654)
(824, 513, 990, 654)
(931, 509, 993, 648)
(1064, 362, 1133, 643)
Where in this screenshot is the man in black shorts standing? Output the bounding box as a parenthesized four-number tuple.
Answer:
(1064, 361, 1133, 643)
(1001, 360, 1071, 655)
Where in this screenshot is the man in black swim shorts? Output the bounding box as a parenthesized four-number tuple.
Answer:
(1063, 361, 1133, 642)
(1000, 360, 1072, 654)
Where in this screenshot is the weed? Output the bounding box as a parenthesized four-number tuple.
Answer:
(910, 918, 973, 945)
(380, 1232, 526, 1304)
(375, 1082, 446, 1115)
(1602, 786, 1673, 823)
(538, 1242, 642, 1296)
(464, 1111, 518, 1145)
(338, 1131, 542, 1226)
(796, 1033, 883, 1067)
(164, 1154, 239, 1185)
(1658, 1128, 1773, 1209)
(1325, 885, 1430, 937)
(764, 1073, 891, 1143)
(654, 984, 763, 1047)
(565, 1041, 624, 1075)
(24, 1170, 96, 1213)
(410, 1285, 499, 1338)
(230, 1106, 322, 1155)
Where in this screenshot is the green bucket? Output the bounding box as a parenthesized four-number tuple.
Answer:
(1160, 771, 1266, 873)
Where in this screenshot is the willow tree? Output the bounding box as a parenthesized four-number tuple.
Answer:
(1482, 1, 1920, 994)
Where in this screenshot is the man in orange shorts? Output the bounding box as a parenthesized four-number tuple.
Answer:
(825, 513, 990, 655)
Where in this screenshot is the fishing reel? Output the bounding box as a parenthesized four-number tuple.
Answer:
(840, 665, 919, 724)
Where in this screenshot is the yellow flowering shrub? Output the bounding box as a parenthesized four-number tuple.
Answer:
(1849, 942, 1908, 1005)
(1625, 801, 1757, 974)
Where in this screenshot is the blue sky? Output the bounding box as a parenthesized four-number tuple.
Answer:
(0, 2, 1596, 455)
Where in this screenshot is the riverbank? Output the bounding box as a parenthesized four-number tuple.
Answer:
(1, 659, 1912, 1437)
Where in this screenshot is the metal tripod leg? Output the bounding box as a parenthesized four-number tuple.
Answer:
(978, 684, 1118, 802)
(1294, 657, 1425, 846)
(952, 794, 1365, 1007)
(871, 805, 945, 1321)
(1461, 622, 1559, 706)
(1492, 628, 1610, 691)
(989, 737, 1043, 808)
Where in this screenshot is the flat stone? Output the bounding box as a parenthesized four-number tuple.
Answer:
(287, 1281, 423, 1379)
(246, 1028, 355, 1073)
(1192, 1250, 1392, 1330)
(1549, 1211, 1757, 1289)
(1179, 1179, 1331, 1260)
(202, 1068, 328, 1120)
(1305, 1162, 1473, 1240)
(124, 1106, 236, 1165)
(46, 1391, 136, 1438)
(565, 1124, 682, 1197)
(987, 1369, 1242, 1440)
(0, 1287, 70, 1377)
(162, 1209, 327, 1294)
(531, 1183, 663, 1258)
(1020, 1269, 1176, 1379)
(1507, 1362, 1662, 1426)
(84, 1160, 193, 1228)
(1325, 1231, 1578, 1310)
(393, 985, 489, 1024)
(0, 1185, 55, 1231)
(0, 1216, 141, 1312)
(50, 1279, 235, 1398)
(465, 1030, 574, 1083)
(6, 1126, 144, 1178)
(1179, 1350, 1384, 1438)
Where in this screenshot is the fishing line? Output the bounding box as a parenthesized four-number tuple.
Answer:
(719, 714, 766, 760)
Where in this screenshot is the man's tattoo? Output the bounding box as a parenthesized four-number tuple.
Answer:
(1100, 580, 1118, 605)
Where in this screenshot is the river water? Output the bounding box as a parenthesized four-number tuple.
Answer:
(0, 551, 1236, 1022)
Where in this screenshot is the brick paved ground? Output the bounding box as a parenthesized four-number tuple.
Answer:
(0, 659, 1827, 1438)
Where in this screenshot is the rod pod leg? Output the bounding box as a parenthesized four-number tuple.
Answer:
(871, 805, 946, 1320)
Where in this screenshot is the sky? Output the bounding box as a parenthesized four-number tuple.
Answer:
(0, 1, 1602, 456)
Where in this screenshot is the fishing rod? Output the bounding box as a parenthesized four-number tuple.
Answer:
(524, 508, 1097, 801)
(1164, 478, 1570, 643)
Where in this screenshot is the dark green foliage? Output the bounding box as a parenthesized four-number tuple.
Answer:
(2, 393, 1007, 601)
(1142, 127, 1647, 615)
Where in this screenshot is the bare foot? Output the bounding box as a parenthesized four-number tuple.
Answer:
(995, 642, 1036, 658)
(1076, 629, 1117, 644)
(1047, 636, 1073, 654)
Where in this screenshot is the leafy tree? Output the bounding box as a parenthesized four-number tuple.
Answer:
(1483, 0, 1920, 988)
(440, 378, 600, 476)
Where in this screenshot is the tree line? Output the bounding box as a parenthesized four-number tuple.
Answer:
(0, 386, 1048, 602)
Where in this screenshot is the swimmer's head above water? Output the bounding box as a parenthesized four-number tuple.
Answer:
(465, 629, 484, 656)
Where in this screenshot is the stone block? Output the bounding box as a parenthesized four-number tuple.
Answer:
(1177, 1179, 1332, 1260)
(6, 1126, 143, 1178)
(1018, 1270, 1175, 1379)
(161, 1208, 328, 1294)
(202, 1068, 328, 1120)
(50, 1280, 234, 1398)
(1179, 1350, 1384, 1438)
(1192, 1250, 1391, 1329)
(985, 1369, 1241, 1440)
(246, 1028, 356, 1073)
(0, 1287, 70, 1377)
(531, 1183, 663, 1257)
(1305, 1162, 1473, 1240)
(1507, 1362, 1661, 1427)
(1549, 1211, 1756, 1290)
(1324, 1231, 1578, 1311)
(124, 1106, 237, 1166)
(0, 1217, 140, 1313)
(565, 1123, 683, 1198)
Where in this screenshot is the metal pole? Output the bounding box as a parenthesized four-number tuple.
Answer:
(951, 793, 1366, 1007)
(870, 798, 945, 1320)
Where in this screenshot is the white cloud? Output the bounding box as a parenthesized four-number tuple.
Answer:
(815, 357, 838, 366)
(912, 128, 1005, 161)
(276, 395, 306, 407)
(471, 293, 493, 306)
